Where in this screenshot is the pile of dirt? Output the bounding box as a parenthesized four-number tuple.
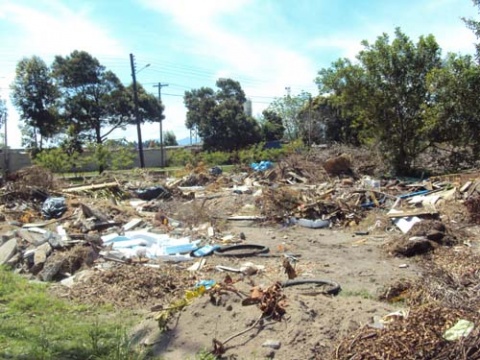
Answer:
(66, 264, 196, 308)
(336, 246, 480, 360)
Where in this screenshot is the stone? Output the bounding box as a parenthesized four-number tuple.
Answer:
(1, 231, 16, 245)
(34, 242, 52, 266)
(262, 340, 281, 350)
(15, 229, 45, 246)
(0, 239, 18, 265)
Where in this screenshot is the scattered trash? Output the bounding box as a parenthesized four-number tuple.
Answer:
(135, 186, 170, 200)
(41, 197, 67, 219)
(295, 218, 330, 229)
(443, 319, 475, 341)
(214, 244, 269, 257)
(209, 166, 223, 176)
(250, 161, 273, 172)
(191, 244, 221, 257)
(195, 279, 216, 290)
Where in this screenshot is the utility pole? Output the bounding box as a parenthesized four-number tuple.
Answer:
(130, 53, 145, 168)
(2, 110, 7, 179)
(153, 82, 168, 167)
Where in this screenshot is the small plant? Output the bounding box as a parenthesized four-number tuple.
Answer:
(200, 150, 231, 166)
(167, 148, 196, 167)
(339, 289, 374, 299)
(0, 267, 144, 360)
(33, 148, 70, 173)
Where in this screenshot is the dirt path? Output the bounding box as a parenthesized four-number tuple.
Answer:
(144, 222, 419, 359)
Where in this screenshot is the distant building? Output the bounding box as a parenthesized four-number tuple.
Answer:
(243, 98, 252, 117)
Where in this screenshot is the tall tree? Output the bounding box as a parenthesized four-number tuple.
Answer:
(10, 56, 60, 149)
(425, 54, 480, 167)
(163, 130, 178, 146)
(51, 50, 163, 148)
(260, 109, 285, 141)
(184, 78, 261, 151)
(316, 28, 442, 174)
(463, 0, 480, 61)
(267, 92, 310, 141)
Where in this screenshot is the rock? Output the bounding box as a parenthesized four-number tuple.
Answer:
(342, 178, 354, 186)
(0, 239, 18, 265)
(44, 231, 66, 249)
(15, 229, 45, 246)
(426, 230, 444, 243)
(34, 242, 52, 266)
(38, 257, 64, 281)
(6, 253, 21, 266)
(1, 231, 16, 245)
(263, 349, 276, 358)
(262, 340, 281, 350)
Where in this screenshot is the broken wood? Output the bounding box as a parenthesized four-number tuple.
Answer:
(62, 182, 119, 193)
(387, 210, 439, 218)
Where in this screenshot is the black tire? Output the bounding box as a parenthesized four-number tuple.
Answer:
(214, 244, 269, 257)
(281, 279, 341, 295)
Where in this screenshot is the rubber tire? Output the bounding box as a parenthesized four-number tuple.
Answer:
(281, 279, 341, 295)
(214, 244, 269, 257)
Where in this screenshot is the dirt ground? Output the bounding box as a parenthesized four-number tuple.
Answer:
(4, 163, 478, 359)
(131, 222, 420, 360)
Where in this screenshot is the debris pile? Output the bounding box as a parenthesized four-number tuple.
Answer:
(3, 153, 480, 358)
(336, 244, 480, 359)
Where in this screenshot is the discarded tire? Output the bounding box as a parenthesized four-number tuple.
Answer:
(281, 279, 341, 295)
(214, 244, 269, 257)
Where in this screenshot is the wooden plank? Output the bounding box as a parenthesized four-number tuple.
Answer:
(62, 182, 119, 193)
(387, 210, 438, 218)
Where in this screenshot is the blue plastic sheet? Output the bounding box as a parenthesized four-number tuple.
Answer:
(250, 161, 273, 172)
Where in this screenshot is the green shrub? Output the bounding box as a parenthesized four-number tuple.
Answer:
(167, 148, 195, 167)
(85, 141, 136, 172)
(200, 151, 231, 166)
(33, 148, 80, 174)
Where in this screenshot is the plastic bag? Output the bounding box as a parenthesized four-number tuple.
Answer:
(134, 186, 170, 200)
(41, 197, 67, 219)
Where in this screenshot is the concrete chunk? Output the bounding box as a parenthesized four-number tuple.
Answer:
(34, 242, 52, 266)
(0, 239, 18, 265)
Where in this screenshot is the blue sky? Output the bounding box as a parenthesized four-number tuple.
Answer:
(0, 0, 478, 148)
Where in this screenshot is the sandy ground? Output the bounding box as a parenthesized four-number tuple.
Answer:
(131, 222, 420, 360)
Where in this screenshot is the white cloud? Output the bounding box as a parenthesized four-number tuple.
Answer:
(0, 0, 126, 148)
(2, 1, 124, 59)
(138, 0, 318, 99)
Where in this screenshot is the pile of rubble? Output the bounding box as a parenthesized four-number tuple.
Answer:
(335, 247, 480, 360)
(2, 154, 480, 358)
(1, 160, 478, 281)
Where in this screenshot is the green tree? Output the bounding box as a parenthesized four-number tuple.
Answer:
(463, 0, 480, 61)
(425, 54, 480, 168)
(184, 78, 261, 151)
(267, 92, 310, 141)
(10, 56, 60, 149)
(51, 50, 162, 171)
(163, 130, 178, 146)
(33, 148, 72, 173)
(316, 28, 442, 174)
(259, 109, 285, 141)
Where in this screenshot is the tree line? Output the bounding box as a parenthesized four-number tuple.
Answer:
(3, 1, 480, 175)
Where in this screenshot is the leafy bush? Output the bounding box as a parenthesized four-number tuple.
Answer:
(200, 151, 231, 166)
(33, 148, 81, 174)
(236, 142, 287, 165)
(167, 148, 196, 167)
(85, 141, 136, 173)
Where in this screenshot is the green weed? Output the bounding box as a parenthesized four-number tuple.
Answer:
(0, 266, 145, 360)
